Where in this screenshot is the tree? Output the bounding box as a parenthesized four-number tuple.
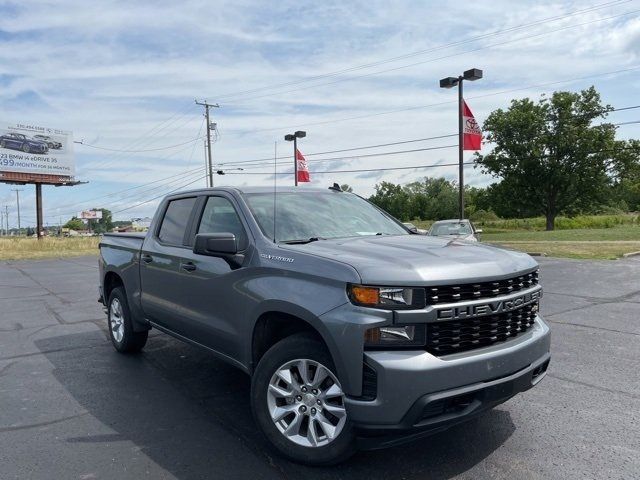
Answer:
(64, 217, 85, 231)
(369, 182, 409, 219)
(476, 87, 616, 230)
(88, 208, 113, 234)
(610, 140, 640, 211)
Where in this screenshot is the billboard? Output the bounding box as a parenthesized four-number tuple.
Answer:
(79, 210, 103, 220)
(0, 121, 75, 178)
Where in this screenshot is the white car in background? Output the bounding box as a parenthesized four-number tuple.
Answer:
(428, 219, 482, 242)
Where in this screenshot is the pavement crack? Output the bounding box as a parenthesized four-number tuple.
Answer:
(0, 361, 17, 377)
(12, 265, 72, 305)
(545, 319, 640, 336)
(0, 343, 106, 361)
(548, 373, 640, 400)
(0, 412, 89, 433)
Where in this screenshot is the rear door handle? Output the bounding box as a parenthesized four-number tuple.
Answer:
(180, 262, 197, 272)
(141, 254, 153, 264)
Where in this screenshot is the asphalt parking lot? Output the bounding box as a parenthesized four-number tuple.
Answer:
(0, 255, 638, 479)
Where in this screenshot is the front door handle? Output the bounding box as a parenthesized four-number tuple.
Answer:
(180, 262, 197, 272)
(141, 254, 153, 264)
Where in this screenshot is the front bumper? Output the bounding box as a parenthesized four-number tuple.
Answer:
(345, 316, 550, 447)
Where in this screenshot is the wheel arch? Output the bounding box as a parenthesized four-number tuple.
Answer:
(248, 302, 346, 386)
(103, 270, 124, 302)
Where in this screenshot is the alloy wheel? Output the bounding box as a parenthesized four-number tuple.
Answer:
(109, 298, 125, 343)
(267, 359, 347, 448)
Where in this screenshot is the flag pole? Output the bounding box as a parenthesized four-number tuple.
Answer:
(458, 76, 464, 221)
(293, 137, 298, 187)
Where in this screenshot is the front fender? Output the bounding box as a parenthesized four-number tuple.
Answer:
(247, 299, 392, 397)
(247, 299, 344, 376)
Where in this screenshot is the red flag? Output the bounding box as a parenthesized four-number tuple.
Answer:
(296, 149, 310, 183)
(463, 100, 482, 150)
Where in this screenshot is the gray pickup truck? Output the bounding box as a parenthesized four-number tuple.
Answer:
(99, 185, 550, 465)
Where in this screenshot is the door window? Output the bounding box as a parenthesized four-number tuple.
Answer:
(157, 197, 197, 245)
(198, 197, 248, 250)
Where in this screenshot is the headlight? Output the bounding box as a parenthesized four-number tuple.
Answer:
(348, 285, 426, 310)
(364, 325, 426, 348)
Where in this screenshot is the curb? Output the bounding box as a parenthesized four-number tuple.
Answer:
(622, 251, 640, 258)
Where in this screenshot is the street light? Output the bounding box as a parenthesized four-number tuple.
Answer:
(440, 68, 483, 220)
(284, 130, 306, 186)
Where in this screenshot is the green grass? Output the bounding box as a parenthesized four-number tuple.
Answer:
(0, 237, 100, 260)
(481, 225, 640, 242)
(490, 241, 640, 260)
(411, 219, 640, 259)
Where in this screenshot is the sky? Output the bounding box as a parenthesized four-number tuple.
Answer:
(0, 0, 639, 226)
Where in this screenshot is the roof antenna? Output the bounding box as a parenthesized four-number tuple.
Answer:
(328, 182, 342, 192)
(273, 141, 277, 243)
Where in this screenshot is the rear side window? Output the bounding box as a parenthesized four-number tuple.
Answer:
(158, 197, 197, 245)
(198, 196, 248, 250)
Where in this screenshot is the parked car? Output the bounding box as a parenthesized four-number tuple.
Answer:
(32, 134, 62, 149)
(428, 219, 482, 242)
(0, 132, 48, 154)
(99, 187, 549, 465)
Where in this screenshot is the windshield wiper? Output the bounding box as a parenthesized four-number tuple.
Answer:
(282, 237, 324, 245)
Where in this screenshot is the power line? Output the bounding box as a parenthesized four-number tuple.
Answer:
(49, 168, 208, 219)
(112, 174, 208, 214)
(216, 104, 640, 170)
(213, 0, 633, 102)
(223, 67, 640, 136)
(75, 135, 205, 153)
(217, 134, 459, 167)
(222, 8, 640, 105)
(84, 107, 201, 171)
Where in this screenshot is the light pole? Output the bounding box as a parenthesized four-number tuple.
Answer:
(284, 131, 306, 186)
(440, 68, 482, 220)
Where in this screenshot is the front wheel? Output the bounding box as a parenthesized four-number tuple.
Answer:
(107, 287, 148, 353)
(22, 144, 30, 153)
(251, 334, 356, 465)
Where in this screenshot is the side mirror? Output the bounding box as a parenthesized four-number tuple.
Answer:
(402, 222, 418, 234)
(193, 233, 244, 268)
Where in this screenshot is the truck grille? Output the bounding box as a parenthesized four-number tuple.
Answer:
(426, 270, 538, 305)
(426, 302, 538, 356)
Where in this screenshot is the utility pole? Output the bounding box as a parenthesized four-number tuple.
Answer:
(195, 100, 220, 188)
(11, 188, 23, 234)
(4, 205, 8, 236)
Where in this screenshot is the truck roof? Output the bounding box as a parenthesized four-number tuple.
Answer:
(174, 186, 342, 195)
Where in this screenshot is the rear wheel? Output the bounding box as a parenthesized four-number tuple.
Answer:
(251, 334, 355, 465)
(107, 287, 148, 353)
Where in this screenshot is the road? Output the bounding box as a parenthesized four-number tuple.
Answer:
(0, 255, 638, 479)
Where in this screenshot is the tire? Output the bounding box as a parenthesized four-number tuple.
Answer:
(0, 140, 5, 148)
(251, 333, 356, 465)
(22, 144, 30, 153)
(107, 287, 148, 353)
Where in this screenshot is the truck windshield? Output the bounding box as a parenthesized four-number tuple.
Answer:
(244, 191, 408, 242)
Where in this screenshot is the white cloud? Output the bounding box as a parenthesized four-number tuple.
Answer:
(0, 0, 638, 223)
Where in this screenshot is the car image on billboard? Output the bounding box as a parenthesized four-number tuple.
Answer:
(0, 132, 49, 154)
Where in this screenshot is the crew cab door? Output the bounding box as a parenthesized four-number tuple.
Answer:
(139, 196, 200, 335)
(173, 194, 251, 359)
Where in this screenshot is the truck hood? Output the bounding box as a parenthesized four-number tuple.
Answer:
(280, 234, 536, 284)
